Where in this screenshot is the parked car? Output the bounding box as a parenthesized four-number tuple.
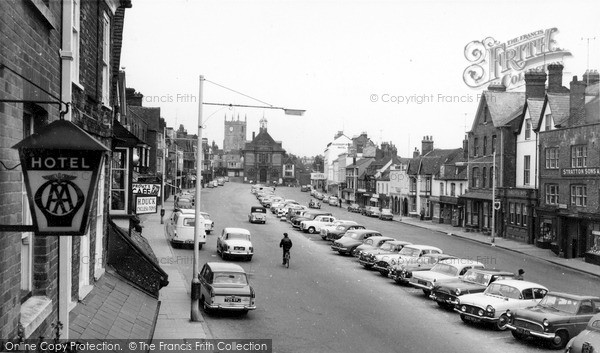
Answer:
(308, 199, 321, 209)
(300, 185, 310, 192)
(347, 203, 361, 213)
(359, 240, 412, 271)
(410, 258, 485, 295)
(224, 176, 230, 182)
(217, 177, 225, 186)
(175, 196, 194, 209)
(564, 313, 600, 353)
(389, 253, 458, 285)
(291, 211, 332, 229)
(357, 206, 368, 215)
(216, 228, 253, 261)
(248, 206, 267, 224)
(199, 211, 214, 234)
(198, 262, 256, 313)
(379, 208, 393, 220)
(430, 268, 515, 310)
(315, 192, 325, 200)
(328, 196, 339, 206)
(456, 279, 548, 331)
(505, 292, 600, 349)
(364, 206, 380, 217)
(321, 221, 363, 241)
(353, 236, 395, 257)
(301, 215, 336, 234)
(330, 229, 381, 255)
(165, 208, 206, 249)
(212, 180, 218, 187)
(378, 244, 444, 275)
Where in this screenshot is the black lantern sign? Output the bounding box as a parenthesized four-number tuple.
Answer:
(13, 120, 109, 235)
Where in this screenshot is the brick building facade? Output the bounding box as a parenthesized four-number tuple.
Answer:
(243, 118, 285, 184)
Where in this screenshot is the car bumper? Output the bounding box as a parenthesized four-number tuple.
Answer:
(454, 308, 496, 322)
(429, 292, 459, 305)
(205, 303, 257, 311)
(171, 239, 206, 245)
(388, 272, 410, 283)
(505, 324, 556, 339)
(359, 259, 376, 267)
(372, 263, 389, 272)
(224, 251, 253, 257)
(380, 216, 393, 220)
(409, 280, 433, 291)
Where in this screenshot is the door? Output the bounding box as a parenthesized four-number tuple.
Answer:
(259, 169, 267, 183)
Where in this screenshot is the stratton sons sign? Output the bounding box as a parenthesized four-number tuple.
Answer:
(561, 167, 600, 177)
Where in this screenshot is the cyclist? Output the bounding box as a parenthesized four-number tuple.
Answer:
(279, 233, 293, 265)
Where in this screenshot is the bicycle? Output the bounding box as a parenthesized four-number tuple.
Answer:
(284, 251, 290, 268)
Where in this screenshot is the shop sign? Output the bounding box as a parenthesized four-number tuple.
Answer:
(136, 196, 157, 214)
(132, 183, 161, 195)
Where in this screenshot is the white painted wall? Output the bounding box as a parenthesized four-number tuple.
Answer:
(516, 107, 538, 189)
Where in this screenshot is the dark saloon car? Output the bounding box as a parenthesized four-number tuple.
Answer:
(331, 229, 382, 255)
(347, 203, 361, 213)
(323, 223, 366, 241)
(506, 292, 600, 349)
(388, 253, 457, 285)
(430, 268, 514, 310)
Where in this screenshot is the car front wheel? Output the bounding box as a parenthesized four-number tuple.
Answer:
(548, 330, 569, 349)
(308, 227, 316, 234)
(495, 314, 509, 331)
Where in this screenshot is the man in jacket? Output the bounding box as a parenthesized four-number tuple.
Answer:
(279, 233, 293, 265)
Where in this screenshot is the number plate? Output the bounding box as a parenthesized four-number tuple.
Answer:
(516, 327, 530, 336)
(234, 246, 245, 251)
(224, 296, 241, 303)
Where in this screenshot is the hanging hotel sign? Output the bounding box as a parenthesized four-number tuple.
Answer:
(13, 120, 108, 235)
(561, 167, 600, 177)
(463, 28, 571, 90)
(311, 173, 326, 180)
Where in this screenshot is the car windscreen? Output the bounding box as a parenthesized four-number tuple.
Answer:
(347, 232, 361, 239)
(226, 233, 250, 241)
(182, 218, 195, 227)
(484, 283, 521, 299)
(212, 272, 248, 285)
(431, 263, 459, 276)
(398, 247, 420, 257)
(462, 270, 492, 286)
(538, 294, 580, 314)
(379, 242, 395, 251)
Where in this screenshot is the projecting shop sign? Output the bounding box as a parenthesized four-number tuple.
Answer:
(132, 183, 161, 195)
(136, 196, 158, 214)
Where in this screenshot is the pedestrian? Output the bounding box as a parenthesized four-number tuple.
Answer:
(515, 269, 524, 280)
(420, 208, 425, 221)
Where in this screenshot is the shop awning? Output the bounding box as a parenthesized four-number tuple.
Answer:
(459, 191, 492, 201)
(369, 197, 378, 202)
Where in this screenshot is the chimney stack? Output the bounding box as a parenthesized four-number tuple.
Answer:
(126, 87, 144, 106)
(463, 137, 469, 159)
(583, 70, 600, 85)
(413, 147, 420, 158)
(334, 131, 344, 139)
(252, 131, 256, 140)
(421, 135, 434, 155)
(570, 75, 587, 126)
(524, 69, 547, 99)
(547, 63, 565, 93)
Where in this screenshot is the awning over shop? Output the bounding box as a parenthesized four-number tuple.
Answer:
(369, 197, 378, 202)
(460, 191, 492, 201)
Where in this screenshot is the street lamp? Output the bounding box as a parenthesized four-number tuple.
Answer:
(190, 76, 305, 321)
(456, 151, 498, 244)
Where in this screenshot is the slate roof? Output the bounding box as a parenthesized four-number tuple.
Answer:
(525, 98, 545, 130)
(243, 130, 285, 152)
(484, 91, 526, 127)
(546, 93, 570, 127)
(69, 269, 159, 341)
(408, 148, 463, 176)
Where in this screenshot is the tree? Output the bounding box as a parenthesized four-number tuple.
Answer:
(312, 155, 324, 172)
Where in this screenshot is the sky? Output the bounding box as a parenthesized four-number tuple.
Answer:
(120, 0, 600, 158)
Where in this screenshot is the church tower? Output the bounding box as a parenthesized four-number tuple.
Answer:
(223, 114, 247, 153)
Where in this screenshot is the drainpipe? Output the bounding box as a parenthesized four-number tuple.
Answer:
(58, 0, 74, 339)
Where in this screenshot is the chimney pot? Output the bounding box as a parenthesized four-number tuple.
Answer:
(524, 69, 547, 99)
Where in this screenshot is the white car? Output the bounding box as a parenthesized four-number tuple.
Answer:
(456, 279, 548, 330)
(409, 258, 485, 295)
(328, 196, 339, 206)
(199, 211, 214, 234)
(377, 244, 443, 271)
(217, 228, 253, 261)
(300, 215, 336, 234)
(165, 208, 207, 249)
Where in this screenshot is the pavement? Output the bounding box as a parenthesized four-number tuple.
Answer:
(392, 214, 600, 279)
(139, 196, 211, 343)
